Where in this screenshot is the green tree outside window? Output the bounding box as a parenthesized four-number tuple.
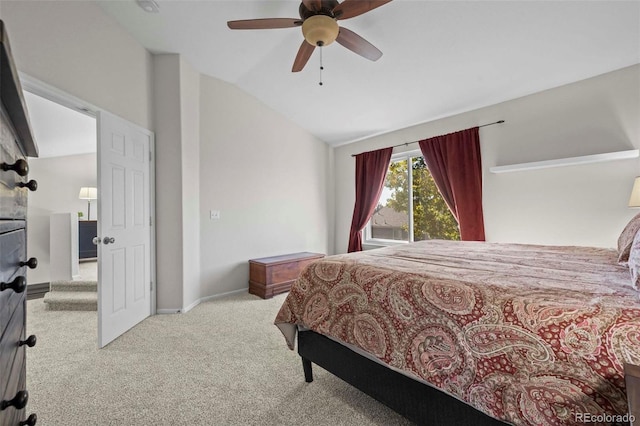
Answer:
(382, 156, 460, 241)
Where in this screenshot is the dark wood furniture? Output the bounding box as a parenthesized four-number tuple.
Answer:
(299, 330, 506, 426)
(0, 19, 38, 426)
(249, 252, 324, 299)
(78, 220, 97, 259)
(625, 364, 640, 425)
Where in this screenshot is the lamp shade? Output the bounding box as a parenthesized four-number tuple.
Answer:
(302, 15, 339, 47)
(629, 177, 640, 207)
(78, 187, 98, 200)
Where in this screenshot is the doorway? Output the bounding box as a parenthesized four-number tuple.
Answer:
(23, 89, 99, 301)
(21, 74, 156, 347)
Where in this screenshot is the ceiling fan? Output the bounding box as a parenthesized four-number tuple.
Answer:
(227, 0, 392, 72)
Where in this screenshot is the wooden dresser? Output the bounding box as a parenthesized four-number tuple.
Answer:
(249, 252, 324, 299)
(0, 20, 39, 426)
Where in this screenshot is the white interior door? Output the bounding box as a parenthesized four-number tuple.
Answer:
(97, 111, 153, 348)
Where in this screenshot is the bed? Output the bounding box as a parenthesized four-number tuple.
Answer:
(275, 237, 640, 425)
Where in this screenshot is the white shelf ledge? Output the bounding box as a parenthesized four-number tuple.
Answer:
(490, 149, 639, 174)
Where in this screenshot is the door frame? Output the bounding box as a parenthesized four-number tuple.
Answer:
(20, 72, 157, 316)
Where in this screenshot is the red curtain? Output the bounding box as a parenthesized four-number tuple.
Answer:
(418, 127, 485, 241)
(348, 147, 393, 252)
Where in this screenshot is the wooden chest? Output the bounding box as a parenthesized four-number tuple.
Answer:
(249, 252, 324, 299)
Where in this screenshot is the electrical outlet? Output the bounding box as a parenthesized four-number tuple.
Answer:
(210, 210, 221, 220)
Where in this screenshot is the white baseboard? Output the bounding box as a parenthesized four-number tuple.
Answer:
(156, 308, 182, 314)
(182, 298, 200, 313)
(199, 288, 248, 304)
(156, 288, 249, 315)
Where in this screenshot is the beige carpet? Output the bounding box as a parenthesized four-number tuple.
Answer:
(43, 281, 97, 311)
(26, 292, 412, 425)
(76, 260, 98, 281)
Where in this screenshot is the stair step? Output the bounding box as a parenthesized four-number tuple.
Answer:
(50, 280, 97, 292)
(43, 291, 97, 311)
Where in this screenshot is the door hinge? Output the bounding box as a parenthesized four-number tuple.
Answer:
(149, 150, 152, 162)
(149, 216, 152, 226)
(150, 281, 153, 291)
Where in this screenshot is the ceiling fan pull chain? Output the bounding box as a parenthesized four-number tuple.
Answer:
(319, 46, 324, 86)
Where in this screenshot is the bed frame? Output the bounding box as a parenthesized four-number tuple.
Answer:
(298, 330, 506, 425)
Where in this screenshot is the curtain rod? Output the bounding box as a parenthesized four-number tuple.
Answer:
(350, 120, 505, 157)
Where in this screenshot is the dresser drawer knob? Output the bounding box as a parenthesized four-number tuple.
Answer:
(19, 335, 36, 348)
(19, 258, 38, 269)
(0, 390, 28, 410)
(0, 276, 26, 293)
(18, 180, 37, 191)
(19, 413, 37, 426)
(1, 159, 29, 176)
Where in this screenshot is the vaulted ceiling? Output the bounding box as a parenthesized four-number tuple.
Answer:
(92, 1, 638, 146)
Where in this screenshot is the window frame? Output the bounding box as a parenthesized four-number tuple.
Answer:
(364, 149, 422, 247)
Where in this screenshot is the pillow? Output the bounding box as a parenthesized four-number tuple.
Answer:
(629, 230, 640, 290)
(617, 212, 640, 263)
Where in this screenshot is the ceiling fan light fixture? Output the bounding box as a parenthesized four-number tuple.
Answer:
(302, 15, 339, 47)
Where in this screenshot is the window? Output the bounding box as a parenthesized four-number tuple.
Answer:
(365, 150, 460, 244)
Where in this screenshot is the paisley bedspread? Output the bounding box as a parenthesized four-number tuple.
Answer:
(274, 240, 640, 425)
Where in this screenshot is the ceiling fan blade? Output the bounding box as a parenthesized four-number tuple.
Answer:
(336, 27, 382, 61)
(292, 41, 316, 72)
(302, 0, 323, 12)
(227, 18, 302, 30)
(333, 0, 392, 20)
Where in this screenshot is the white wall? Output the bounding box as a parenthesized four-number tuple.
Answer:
(152, 55, 184, 310)
(152, 54, 201, 312)
(483, 65, 639, 247)
(49, 212, 79, 282)
(334, 64, 640, 253)
(154, 56, 331, 309)
(179, 58, 201, 310)
(26, 153, 97, 284)
(199, 75, 331, 297)
(0, 1, 153, 129)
